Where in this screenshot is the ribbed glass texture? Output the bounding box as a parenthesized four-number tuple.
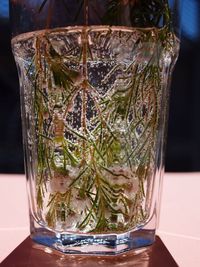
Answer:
(10, 0, 180, 255)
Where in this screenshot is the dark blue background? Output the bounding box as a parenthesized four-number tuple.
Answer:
(0, 0, 200, 173)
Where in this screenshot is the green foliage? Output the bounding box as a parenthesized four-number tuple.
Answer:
(130, 0, 171, 28)
(29, 2, 174, 232)
(38, 0, 171, 29)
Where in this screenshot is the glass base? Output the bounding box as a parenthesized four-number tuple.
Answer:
(31, 221, 155, 255)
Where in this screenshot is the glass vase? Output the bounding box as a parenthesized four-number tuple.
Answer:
(10, 0, 180, 255)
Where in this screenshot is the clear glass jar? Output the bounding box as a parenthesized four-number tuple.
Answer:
(10, 0, 180, 255)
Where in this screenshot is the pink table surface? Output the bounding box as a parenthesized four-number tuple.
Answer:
(0, 173, 200, 266)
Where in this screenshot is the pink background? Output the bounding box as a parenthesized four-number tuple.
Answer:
(0, 173, 200, 266)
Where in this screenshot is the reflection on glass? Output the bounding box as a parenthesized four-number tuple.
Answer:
(10, 0, 180, 255)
